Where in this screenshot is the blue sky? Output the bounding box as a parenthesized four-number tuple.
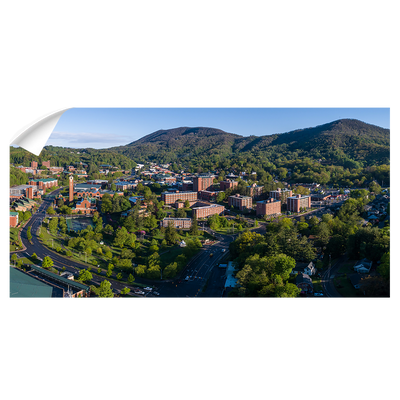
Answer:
(46, 108, 390, 149)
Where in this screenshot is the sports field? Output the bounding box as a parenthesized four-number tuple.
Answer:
(66, 218, 94, 232)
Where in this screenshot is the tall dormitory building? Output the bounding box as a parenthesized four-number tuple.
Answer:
(193, 175, 214, 192)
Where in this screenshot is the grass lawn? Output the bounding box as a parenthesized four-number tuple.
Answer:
(338, 260, 356, 274)
(214, 226, 243, 235)
(10, 227, 21, 251)
(37, 219, 203, 282)
(312, 278, 323, 292)
(334, 276, 361, 297)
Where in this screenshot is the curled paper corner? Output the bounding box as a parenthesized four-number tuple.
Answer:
(10, 108, 71, 156)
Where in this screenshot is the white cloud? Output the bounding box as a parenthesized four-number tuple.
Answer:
(46, 131, 131, 148)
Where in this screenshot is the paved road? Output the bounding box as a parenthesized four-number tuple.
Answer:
(321, 256, 346, 297)
(17, 189, 146, 296)
(156, 229, 236, 297)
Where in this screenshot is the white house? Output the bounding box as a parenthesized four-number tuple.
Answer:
(291, 261, 317, 276)
(354, 258, 373, 273)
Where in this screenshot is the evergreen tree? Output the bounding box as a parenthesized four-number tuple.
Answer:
(165, 222, 179, 245)
(189, 214, 199, 236)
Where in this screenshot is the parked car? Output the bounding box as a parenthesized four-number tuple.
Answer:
(314, 292, 324, 297)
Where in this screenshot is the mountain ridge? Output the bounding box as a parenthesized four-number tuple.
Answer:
(109, 119, 389, 166)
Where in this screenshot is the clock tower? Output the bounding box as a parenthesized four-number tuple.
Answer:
(69, 175, 74, 202)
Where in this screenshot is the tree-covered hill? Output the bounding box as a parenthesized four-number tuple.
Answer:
(110, 119, 390, 167)
(111, 126, 241, 162)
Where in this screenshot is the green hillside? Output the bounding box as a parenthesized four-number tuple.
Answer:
(111, 119, 390, 167)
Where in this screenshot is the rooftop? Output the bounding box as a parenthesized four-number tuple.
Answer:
(225, 262, 239, 288)
(287, 195, 311, 199)
(10, 267, 53, 298)
(28, 264, 90, 293)
(30, 178, 58, 182)
(257, 199, 280, 204)
(163, 217, 192, 221)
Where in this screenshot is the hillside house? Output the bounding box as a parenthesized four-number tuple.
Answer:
(291, 262, 317, 276)
(354, 259, 373, 274)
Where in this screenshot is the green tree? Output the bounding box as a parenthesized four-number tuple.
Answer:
(46, 206, 56, 215)
(97, 280, 114, 297)
(326, 234, 346, 258)
(42, 256, 54, 269)
(11, 253, 18, 265)
(104, 224, 114, 235)
(294, 186, 310, 195)
(127, 273, 135, 284)
(116, 258, 133, 273)
(216, 192, 226, 203)
(113, 227, 129, 248)
(120, 287, 131, 295)
(135, 264, 147, 277)
(377, 252, 390, 280)
(23, 211, 32, 221)
(163, 262, 178, 278)
(189, 214, 199, 236)
(101, 193, 113, 213)
(78, 269, 93, 282)
(27, 226, 32, 241)
(165, 222, 179, 245)
(48, 217, 58, 233)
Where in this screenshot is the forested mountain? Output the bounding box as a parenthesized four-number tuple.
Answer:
(110, 119, 390, 167)
(10, 119, 390, 187)
(112, 126, 241, 161)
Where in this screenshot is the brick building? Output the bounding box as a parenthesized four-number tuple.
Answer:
(287, 194, 311, 213)
(175, 199, 198, 209)
(220, 179, 238, 191)
(193, 175, 214, 192)
(182, 181, 193, 191)
(198, 190, 220, 202)
(29, 178, 58, 190)
(42, 160, 51, 168)
(269, 188, 293, 204)
(161, 191, 197, 205)
(31, 161, 38, 169)
(160, 218, 192, 229)
(10, 211, 19, 227)
(192, 204, 225, 219)
(228, 194, 252, 211)
(256, 198, 281, 217)
(72, 198, 97, 214)
(246, 183, 264, 199)
(10, 185, 40, 200)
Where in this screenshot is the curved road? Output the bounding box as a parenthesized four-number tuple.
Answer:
(17, 189, 143, 296)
